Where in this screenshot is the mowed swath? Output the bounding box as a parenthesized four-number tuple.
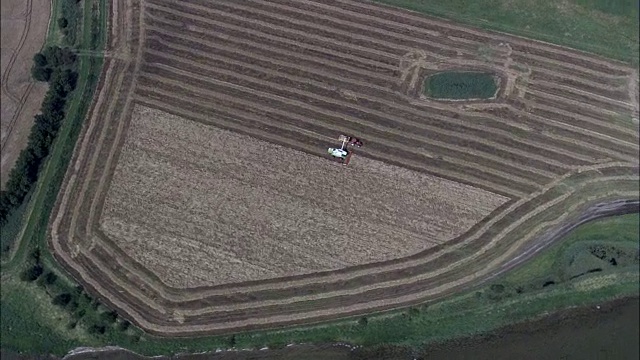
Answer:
(100, 106, 507, 287)
(135, 0, 638, 192)
(47, 0, 639, 336)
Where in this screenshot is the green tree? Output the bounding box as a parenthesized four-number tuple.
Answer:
(31, 66, 52, 82)
(58, 17, 68, 29)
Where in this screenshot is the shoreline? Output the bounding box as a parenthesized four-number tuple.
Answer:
(424, 295, 639, 351)
(41, 295, 636, 360)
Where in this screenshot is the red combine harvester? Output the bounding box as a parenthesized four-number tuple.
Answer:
(340, 135, 363, 147)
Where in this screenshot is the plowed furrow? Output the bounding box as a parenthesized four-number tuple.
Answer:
(526, 88, 634, 122)
(525, 95, 639, 144)
(86, 190, 560, 320)
(144, 34, 397, 100)
(144, 33, 591, 172)
(522, 108, 635, 161)
(143, 12, 396, 85)
(529, 79, 635, 113)
(142, 14, 624, 169)
(85, 177, 638, 326)
(444, 36, 632, 83)
(275, 0, 630, 79)
(218, 0, 464, 59)
(54, 59, 130, 247)
(186, 0, 420, 58)
(138, 61, 550, 188)
(135, 80, 535, 196)
(141, 50, 558, 181)
(85, 168, 637, 304)
(73, 251, 177, 326)
(52, 194, 640, 335)
(527, 68, 630, 98)
(139, 48, 569, 177)
(135, 90, 531, 199)
(496, 102, 638, 159)
(146, 0, 401, 68)
(509, 52, 631, 81)
(411, 103, 614, 164)
(85, 165, 636, 306)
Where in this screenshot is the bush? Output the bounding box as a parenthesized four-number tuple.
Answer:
(29, 247, 41, 263)
(43, 271, 58, 285)
(66, 300, 79, 312)
(58, 17, 68, 29)
(21, 264, 44, 282)
(31, 65, 52, 82)
(73, 308, 86, 320)
(88, 324, 107, 335)
(33, 53, 48, 67)
(52, 293, 72, 306)
(118, 319, 131, 331)
(100, 310, 118, 323)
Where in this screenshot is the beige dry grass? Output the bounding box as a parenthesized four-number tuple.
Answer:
(99, 106, 508, 287)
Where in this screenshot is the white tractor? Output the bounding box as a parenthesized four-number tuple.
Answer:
(328, 135, 362, 164)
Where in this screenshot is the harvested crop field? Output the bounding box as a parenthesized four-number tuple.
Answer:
(48, 0, 639, 336)
(101, 106, 507, 287)
(0, 0, 51, 187)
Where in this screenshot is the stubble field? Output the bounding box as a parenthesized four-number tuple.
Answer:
(48, 0, 639, 336)
(0, 0, 51, 187)
(101, 106, 507, 287)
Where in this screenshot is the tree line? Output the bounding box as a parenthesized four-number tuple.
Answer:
(0, 46, 78, 226)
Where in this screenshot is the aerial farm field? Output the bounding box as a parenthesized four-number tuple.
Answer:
(47, 0, 639, 337)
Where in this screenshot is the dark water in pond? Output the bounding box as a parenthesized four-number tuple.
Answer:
(3, 297, 638, 360)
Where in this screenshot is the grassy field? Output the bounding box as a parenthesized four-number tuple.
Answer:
(374, 0, 640, 65)
(424, 72, 498, 99)
(2, 212, 637, 356)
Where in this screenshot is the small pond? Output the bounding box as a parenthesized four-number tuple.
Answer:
(424, 71, 499, 100)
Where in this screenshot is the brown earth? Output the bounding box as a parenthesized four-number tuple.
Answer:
(0, 0, 51, 187)
(46, 0, 639, 336)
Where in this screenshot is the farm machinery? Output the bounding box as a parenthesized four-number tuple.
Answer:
(327, 135, 363, 165)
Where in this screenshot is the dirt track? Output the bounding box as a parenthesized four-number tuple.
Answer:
(0, 0, 50, 187)
(47, 0, 640, 336)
